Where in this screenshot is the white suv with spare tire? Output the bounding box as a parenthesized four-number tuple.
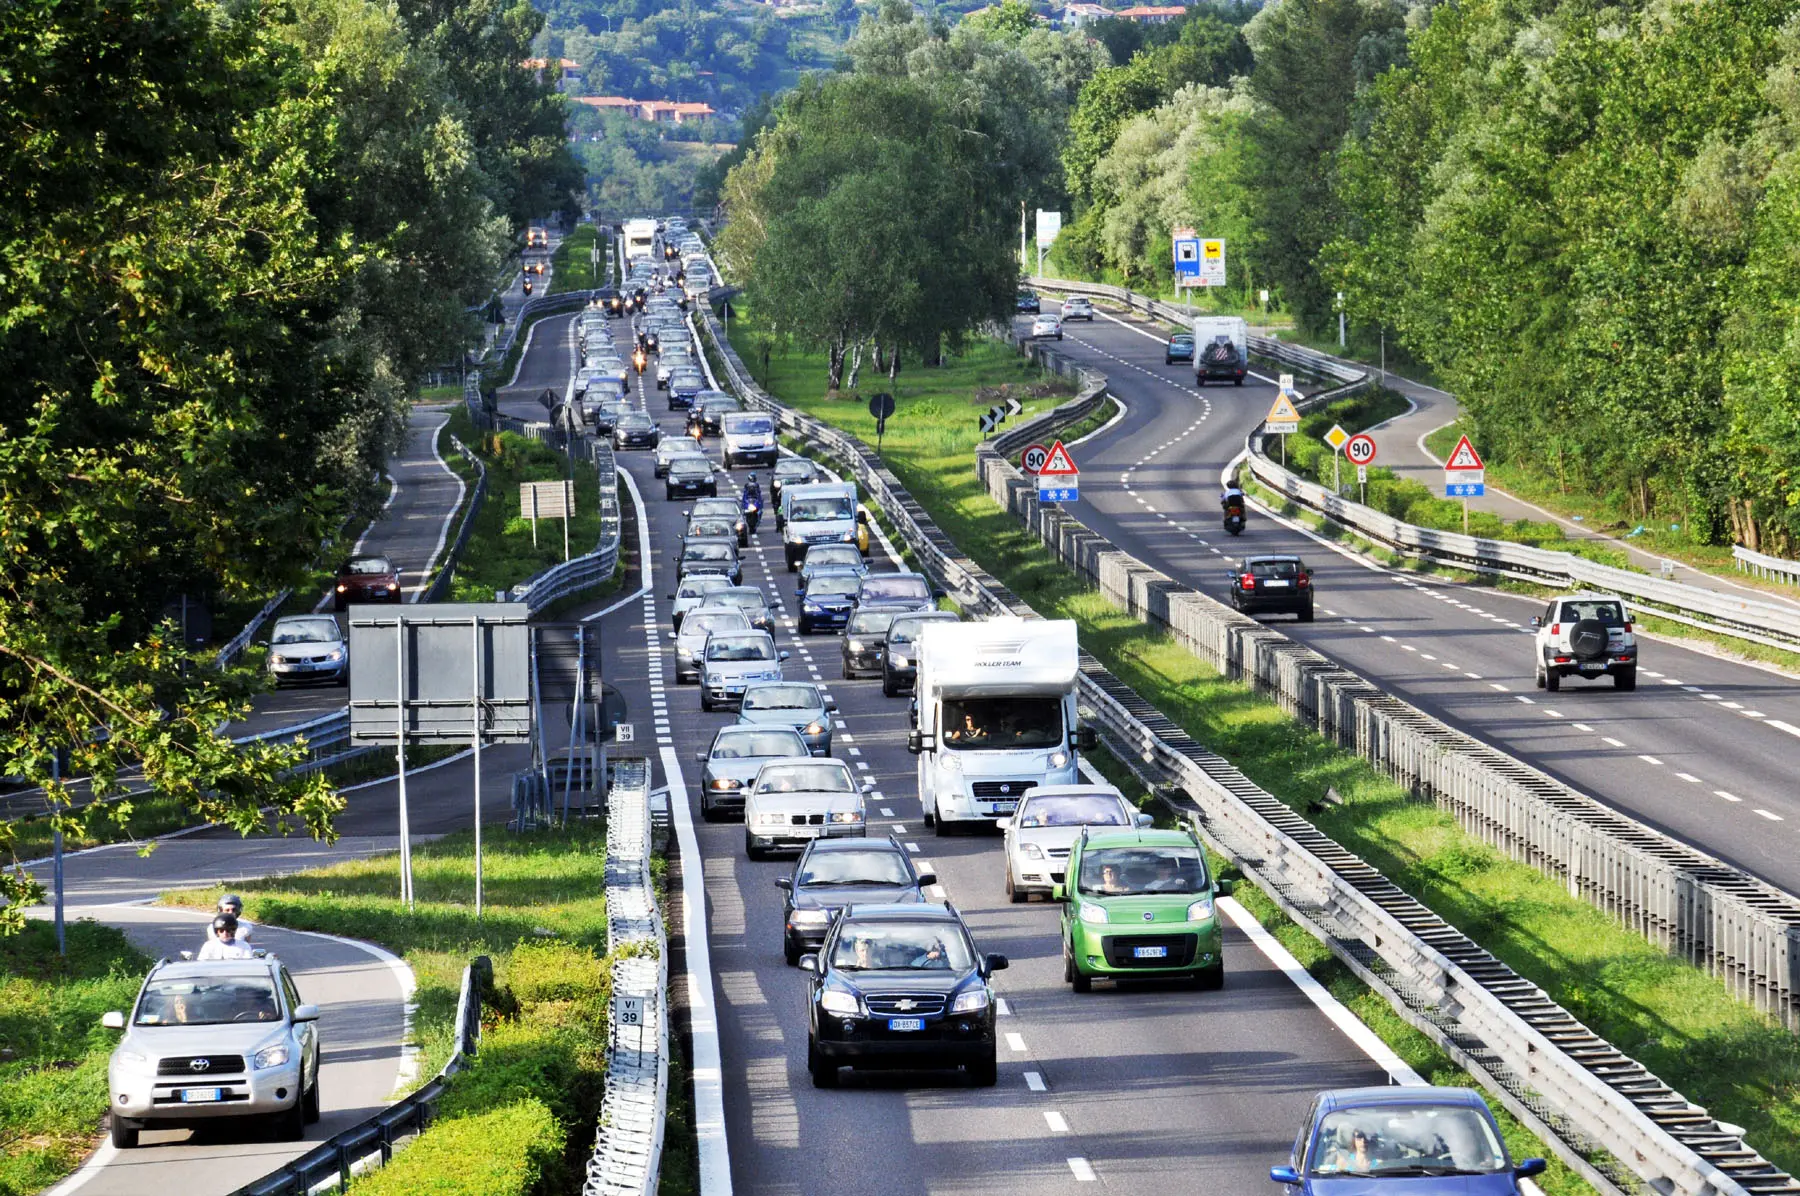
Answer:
(1531, 592, 1638, 691)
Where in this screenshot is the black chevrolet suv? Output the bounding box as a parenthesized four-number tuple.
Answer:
(800, 902, 1006, 1088)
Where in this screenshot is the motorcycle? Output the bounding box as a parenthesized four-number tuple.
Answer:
(632, 347, 648, 375)
(1223, 504, 1246, 536)
(741, 493, 762, 536)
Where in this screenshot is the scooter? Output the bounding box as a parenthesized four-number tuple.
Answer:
(1223, 505, 1246, 536)
(742, 494, 761, 537)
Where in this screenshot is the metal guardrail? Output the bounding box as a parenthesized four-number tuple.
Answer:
(216, 589, 293, 670)
(1734, 543, 1800, 587)
(581, 756, 669, 1196)
(231, 956, 490, 1196)
(491, 289, 603, 369)
(694, 297, 1800, 1195)
(421, 434, 488, 604)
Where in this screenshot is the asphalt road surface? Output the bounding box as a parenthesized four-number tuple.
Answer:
(1019, 299, 1800, 895)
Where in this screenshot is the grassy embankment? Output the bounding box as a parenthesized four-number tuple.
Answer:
(550, 225, 601, 294)
(160, 826, 621, 1196)
(725, 308, 1800, 1185)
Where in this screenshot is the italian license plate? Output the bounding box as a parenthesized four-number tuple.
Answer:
(988, 802, 1017, 814)
(181, 1088, 223, 1103)
(1133, 945, 1169, 960)
(1580, 663, 1604, 672)
(887, 1018, 925, 1032)
(1262, 579, 1289, 588)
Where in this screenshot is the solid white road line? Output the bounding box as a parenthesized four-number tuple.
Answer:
(412, 414, 463, 601)
(584, 467, 653, 622)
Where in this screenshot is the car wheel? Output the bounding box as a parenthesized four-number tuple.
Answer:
(784, 938, 800, 967)
(842, 661, 854, 680)
(1534, 665, 1546, 689)
(934, 814, 954, 837)
(1299, 602, 1314, 623)
(700, 797, 715, 822)
(1234, 377, 1244, 386)
(966, 1054, 998, 1087)
(303, 1070, 322, 1123)
(110, 1116, 139, 1149)
(1006, 870, 1025, 904)
(700, 694, 713, 712)
(807, 1040, 839, 1088)
(797, 618, 811, 635)
(1195, 963, 1225, 992)
(1545, 669, 1561, 693)
(667, 487, 677, 501)
(1064, 942, 1092, 993)
(272, 1093, 306, 1141)
(1615, 668, 1637, 692)
(882, 674, 897, 697)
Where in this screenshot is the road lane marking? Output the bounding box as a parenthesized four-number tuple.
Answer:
(1067, 1158, 1097, 1182)
(1715, 790, 1742, 802)
(1755, 809, 1784, 821)
(1046, 1112, 1071, 1133)
(1638, 755, 1662, 766)
(1006, 1032, 1027, 1052)
(1024, 1070, 1046, 1091)
(1603, 737, 1626, 747)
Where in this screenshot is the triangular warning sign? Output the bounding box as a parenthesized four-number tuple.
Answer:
(1040, 440, 1078, 475)
(1444, 434, 1484, 471)
(1266, 394, 1301, 424)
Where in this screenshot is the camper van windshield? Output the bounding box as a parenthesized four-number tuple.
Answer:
(940, 697, 1063, 751)
(791, 497, 853, 522)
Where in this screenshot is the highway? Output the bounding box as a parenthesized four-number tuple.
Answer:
(493, 292, 1412, 1193)
(1017, 300, 1800, 895)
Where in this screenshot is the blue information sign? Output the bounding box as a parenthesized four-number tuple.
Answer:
(1038, 483, 1080, 503)
(1174, 238, 1200, 279)
(1446, 482, 1485, 498)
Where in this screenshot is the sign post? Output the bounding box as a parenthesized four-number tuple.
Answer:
(1442, 434, 1485, 534)
(1344, 433, 1377, 505)
(1037, 439, 1079, 504)
(1323, 424, 1350, 494)
(868, 392, 896, 453)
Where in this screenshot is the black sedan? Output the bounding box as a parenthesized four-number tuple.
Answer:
(772, 457, 823, 505)
(800, 903, 1005, 1087)
(689, 396, 744, 437)
(1016, 290, 1040, 314)
(1165, 333, 1195, 365)
(666, 457, 718, 501)
(777, 836, 934, 964)
(612, 411, 660, 450)
(1228, 554, 1314, 621)
(841, 608, 899, 679)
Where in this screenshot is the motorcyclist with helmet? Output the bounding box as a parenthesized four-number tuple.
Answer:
(741, 474, 763, 536)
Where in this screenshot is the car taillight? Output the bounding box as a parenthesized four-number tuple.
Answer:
(1623, 622, 1632, 633)
(1240, 574, 1255, 590)
(1553, 656, 1571, 664)
(1297, 574, 1310, 588)
(1550, 623, 1560, 635)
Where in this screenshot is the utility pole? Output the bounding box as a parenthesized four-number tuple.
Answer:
(1338, 291, 1347, 349)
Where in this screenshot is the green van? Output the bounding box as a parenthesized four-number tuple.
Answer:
(1055, 827, 1231, 991)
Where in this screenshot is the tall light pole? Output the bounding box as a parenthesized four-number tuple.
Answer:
(1337, 291, 1347, 349)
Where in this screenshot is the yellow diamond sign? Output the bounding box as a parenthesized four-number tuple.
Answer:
(1324, 424, 1350, 451)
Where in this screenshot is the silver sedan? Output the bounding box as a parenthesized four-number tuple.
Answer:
(697, 726, 810, 820)
(743, 758, 871, 859)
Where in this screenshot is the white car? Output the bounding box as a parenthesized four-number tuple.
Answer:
(1030, 314, 1063, 341)
(1061, 296, 1095, 321)
(743, 758, 871, 859)
(670, 575, 732, 628)
(671, 606, 751, 684)
(997, 784, 1151, 902)
(700, 631, 788, 711)
(1531, 592, 1638, 691)
(265, 615, 348, 687)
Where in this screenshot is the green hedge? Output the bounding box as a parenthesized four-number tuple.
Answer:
(347, 1100, 562, 1196)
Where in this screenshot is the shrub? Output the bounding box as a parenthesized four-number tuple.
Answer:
(347, 1099, 561, 1196)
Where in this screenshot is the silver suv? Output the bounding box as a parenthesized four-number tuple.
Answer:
(103, 955, 321, 1147)
(1532, 592, 1638, 691)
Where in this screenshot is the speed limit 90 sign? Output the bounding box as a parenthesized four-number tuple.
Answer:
(1344, 433, 1377, 467)
(1021, 443, 1050, 474)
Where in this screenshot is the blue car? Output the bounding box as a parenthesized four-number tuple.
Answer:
(797, 574, 860, 634)
(1272, 1087, 1546, 1193)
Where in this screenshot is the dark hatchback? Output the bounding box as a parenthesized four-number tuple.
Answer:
(798, 574, 861, 634)
(333, 555, 401, 611)
(776, 836, 935, 964)
(1015, 290, 1040, 314)
(666, 457, 718, 500)
(1164, 333, 1195, 364)
(612, 411, 660, 449)
(880, 611, 960, 697)
(599, 288, 624, 317)
(771, 457, 824, 505)
(800, 903, 1005, 1088)
(841, 608, 899, 678)
(689, 395, 745, 436)
(1229, 554, 1314, 621)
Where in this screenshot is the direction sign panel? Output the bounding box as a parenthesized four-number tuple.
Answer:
(1324, 424, 1350, 452)
(1173, 228, 1200, 280)
(1199, 238, 1227, 287)
(1344, 433, 1377, 466)
(1444, 435, 1484, 471)
(1021, 443, 1051, 475)
(1036, 209, 1063, 248)
(1265, 393, 1301, 435)
(1039, 440, 1078, 476)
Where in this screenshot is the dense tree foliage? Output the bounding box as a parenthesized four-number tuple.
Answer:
(0, 0, 578, 924)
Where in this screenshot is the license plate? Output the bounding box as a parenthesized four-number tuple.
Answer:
(1133, 945, 1168, 959)
(1579, 663, 1604, 672)
(181, 1087, 223, 1103)
(887, 1018, 925, 1032)
(1262, 579, 1289, 588)
(988, 802, 1017, 814)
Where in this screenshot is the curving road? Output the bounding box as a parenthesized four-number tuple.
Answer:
(1016, 300, 1800, 895)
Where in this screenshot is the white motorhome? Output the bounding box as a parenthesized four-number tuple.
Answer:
(622, 218, 659, 263)
(908, 619, 1095, 833)
(1193, 315, 1248, 386)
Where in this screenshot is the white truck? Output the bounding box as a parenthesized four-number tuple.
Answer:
(1193, 315, 1248, 386)
(622, 218, 658, 263)
(908, 619, 1096, 834)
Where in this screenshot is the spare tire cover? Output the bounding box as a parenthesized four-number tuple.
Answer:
(1569, 619, 1610, 660)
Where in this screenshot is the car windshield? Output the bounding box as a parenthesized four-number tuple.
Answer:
(1018, 794, 1130, 829)
(674, 373, 704, 386)
(1077, 845, 1207, 897)
(1309, 1104, 1508, 1177)
(799, 850, 912, 887)
(810, 577, 860, 599)
(742, 685, 819, 712)
(724, 415, 774, 434)
(805, 547, 860, 568)
(618, 415, 653, 429)
(776, 461, 814, 479)
(1250, 559, 1303, 579)
(685, 544, 734, 562)
(888, 615, 954, 644)
(792, 497, 853, 521)
(678, 579, 728, 599)
(940, 697, 1063, 751)
(691, 501, 737, 518)
(343, 558, 392, 575)
(711, 730, 806, 759)
(861, 577, 930, 602)
(135, 975, 281, 1026)
(719, 591, 767, 614)
(706, 635, 774, 662)
(685, 612, 747, 637)
(272, 619, 339, 645)
(672, 461, 710, 477)
(830, 922, 973, 971)
(847, 610, 897, 636)
(688, 520, 735, 539)
(755, 763, 856, 793)
(1170, 334, 1194, 346)
(1560, 600, 1626, 625)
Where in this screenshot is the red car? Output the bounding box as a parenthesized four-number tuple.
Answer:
(334, 556, 402, 611)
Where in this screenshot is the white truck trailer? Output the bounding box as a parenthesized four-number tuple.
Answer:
(1193, 315, 1249, 386)
(622, 218, 658, 263)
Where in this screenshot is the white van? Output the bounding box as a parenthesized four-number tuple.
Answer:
(1193, 315, 1249, 385)
(907, 619, 1096, 834)
(779, 481, 862, 570)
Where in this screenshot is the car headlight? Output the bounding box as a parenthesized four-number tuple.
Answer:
(819, 986, 861, 1016)
(326, 649, 345, 662)
(1187, 896, 1216, 922)
(1020, 842, 1044, 860)
(1078, 903, 1109, 925)
(889, 654, 910, 667)
(1048, 750, 1069, 769)
(847, 640, 864, 652)
(755, 811, 786, 826)
(802, 721, 826, 736)
(830, 810, 863, 824)
(788, 909, 830, 926)
(788, 531, 804, 544)
(949, 987, 990, 1014)
(709, 777, 740, 790)
(803, 600, 822, 612)
(115, 1047, 149, 1067)
(252, 1041, 291, 1070)
(842, 531, 856, 542)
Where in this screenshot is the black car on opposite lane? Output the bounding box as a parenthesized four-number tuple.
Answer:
(776, 836, 935, 964)
(1228, 554, 1314, 621)
(1015, 290, 1040, 314)
(801, 902, 1005, 1088)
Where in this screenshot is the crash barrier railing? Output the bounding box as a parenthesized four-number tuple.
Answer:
(1026, 275, 1800, 649)
(490, 288, 604, 367)
(421, 434, 488, 604)
(580, 756, 671, 1196)
(1734, 543, 1800, 587)
(216, 589, 293, 670)
(695, 299, 1799, 1196)
(231, 956, 490, 1196)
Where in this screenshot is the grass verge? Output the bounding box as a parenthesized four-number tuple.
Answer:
(0, 922, 151, 1196)
(731, 318, 1800, 1183)
(551, 226, 601, 294)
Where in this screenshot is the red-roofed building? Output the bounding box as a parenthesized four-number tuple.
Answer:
(1113, 4, 1186, 22)
(576, 96, 717, 124)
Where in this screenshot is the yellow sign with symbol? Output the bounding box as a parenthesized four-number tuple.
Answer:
(1265, 393, 1301, 435)
(1324, 424, 1350, 452)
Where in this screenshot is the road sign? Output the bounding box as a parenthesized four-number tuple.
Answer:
(615, 722, 635, 743)
(1038, 478, 1079, 503)
(1444, 434, 1484, 471)
(1199, 238, 1227, 287)
(1265, 393, 1302, 435)
(1279, 374, 1295, 391)
(1324, 424, 1350, 452)
(1447, 481, 1486, 498)
(1021, 443, 1051, 475)
(1036, 209, 1063, 248)
(1174, 230, 1200, 280)
(615, 993, 645, 1028)
(1039, 440, 1078, 476)
(1005, 395, 1023, 418)
(867, 392, 896, 420)
(1357, 464, 1368, 484)
(1344, 433, 1377, 466)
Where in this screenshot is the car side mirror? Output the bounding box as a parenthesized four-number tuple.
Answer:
(824, 700, 838, 712)
(1075, 727, 1098, 752)
(1269, 1166, 1300, 1186)
(681, 509, 690, 518)
(667, 631, 677, 640)
(798, 954, 819, 974)
(779, 651, 790, 661)
(694, 750, 707, 763)
(1529, 615, 1543, 627)
(985, 953, 1009, 973)
(774, 877, 792, 891)
(862, 779, 876, 792)
(1215, 878, 1235, 897)
(293, 1004, 321, 1022)
(101, 1011, 125, 1030)
(1515, 1160, 1547, 1179)
(907, 730, 932, 755)
(915, 871, 937, 888)
(1135, 813, 1153, 828)
(996, 817, 1012, 831)
(1050, 883, 1067, 902)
